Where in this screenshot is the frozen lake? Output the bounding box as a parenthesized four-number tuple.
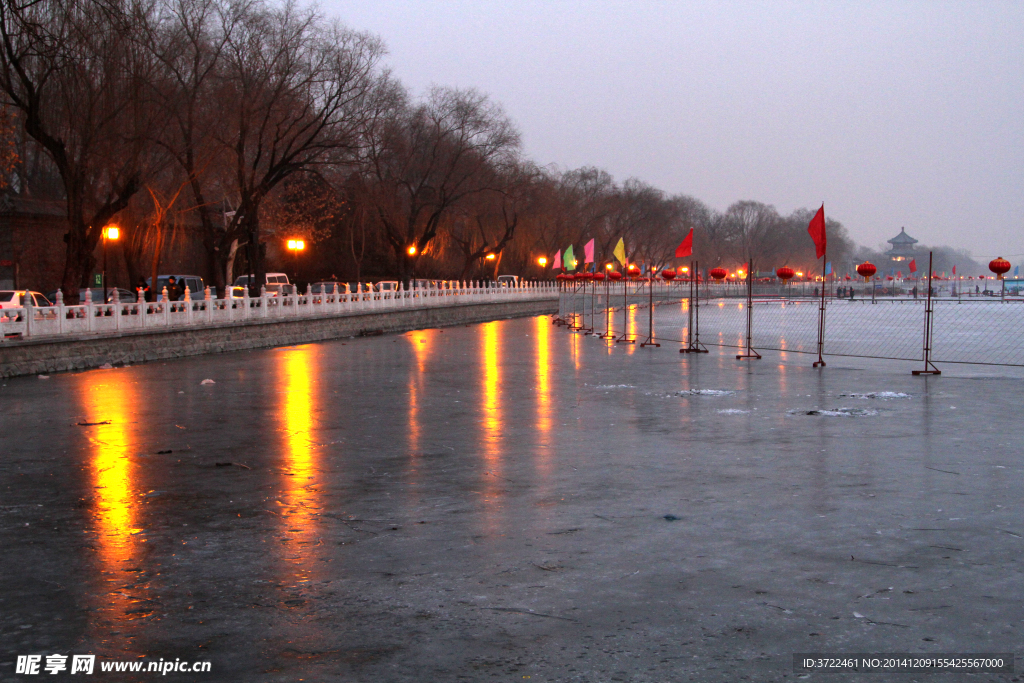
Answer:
(1, 315, 1022, 681)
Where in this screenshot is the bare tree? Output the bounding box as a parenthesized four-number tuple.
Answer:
(0, 0, 164, 302)
(363, 85, 520, 281)
(213, 1, 386, 292)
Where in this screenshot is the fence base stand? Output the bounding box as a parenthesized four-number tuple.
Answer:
(912, 361, 941, 376)
(736, 348, 761, 360)
(640, 337, 660, 348)
(813, 359, 826, 368)
(680, 344, 708, 354)
(615, 336, 635, 345)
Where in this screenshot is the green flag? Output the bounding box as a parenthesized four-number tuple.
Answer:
(612, 237, 626, 267)
(564, 245, 576, 271)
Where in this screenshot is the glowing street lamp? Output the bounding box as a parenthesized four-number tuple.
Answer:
(102, 225, 119, 304)
(605, 263, 613, 270)
(485, 253, 496, 260)
(286, 239, 305, 292)
(537, 256, 547, 267)
(407, 245, 416, 256)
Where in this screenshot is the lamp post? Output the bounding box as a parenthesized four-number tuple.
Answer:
(286, 239, 305, 293)
(102, 225, 119, 303)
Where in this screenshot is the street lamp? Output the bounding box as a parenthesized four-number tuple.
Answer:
(102, 225, 119, 304)
(537, 256, 547, 267)
(407, 245, 416, 256)
(485, 253, 496, 260)
(286, 239, 305, 293)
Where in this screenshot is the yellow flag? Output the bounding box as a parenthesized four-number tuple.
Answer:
(612, 237, 626, 266)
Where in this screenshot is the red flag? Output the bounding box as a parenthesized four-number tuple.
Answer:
(807, 204, 826, 259)
(675, 228, 693, 258)
(908, 258, 917, 273)
(952, 265, 956, 275)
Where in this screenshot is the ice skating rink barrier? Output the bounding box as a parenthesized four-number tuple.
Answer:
(557, 280, 1024, 368)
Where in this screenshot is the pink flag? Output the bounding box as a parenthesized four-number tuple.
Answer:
(583, 238, 595, 264)
(552, 250, 561, 269)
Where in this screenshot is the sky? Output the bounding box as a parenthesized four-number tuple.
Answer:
(324, 0, 1023, 260)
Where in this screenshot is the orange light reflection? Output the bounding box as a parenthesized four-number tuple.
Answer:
(275, 346, 321, 585)
(80, 370, 150, 639)
(480, 321, 503, 523)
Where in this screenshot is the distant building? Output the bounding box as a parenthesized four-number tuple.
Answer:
(884, 227, 918, 263)
(0, 195, 67, 291)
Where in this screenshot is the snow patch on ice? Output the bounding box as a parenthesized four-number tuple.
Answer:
(792, 407, 879, 417)
(841, 391, 910, 400)
(717, 409, 749, 414)
(675, 389, 735, 397)
(593, 384, 636, 390)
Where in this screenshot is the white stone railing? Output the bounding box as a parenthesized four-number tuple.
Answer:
(0, 280, 558, 341)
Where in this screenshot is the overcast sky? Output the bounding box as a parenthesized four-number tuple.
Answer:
(325, 0, 1023, 260)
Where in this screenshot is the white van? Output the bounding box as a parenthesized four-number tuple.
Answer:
(496, 275, 519, 287)
(233, 273, 292, 296)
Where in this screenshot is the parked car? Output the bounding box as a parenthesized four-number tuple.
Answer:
(310, 281, 349, 294)
(44, 288, 136, 304)
(233, 272, 293, 296)
(375, 280, 400, 293)
(0, 290, 51, 310)
(496, 275, 519, 287)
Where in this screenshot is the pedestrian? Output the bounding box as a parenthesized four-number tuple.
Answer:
(813, 287, 819, 297)
(166, 276, 183, 302)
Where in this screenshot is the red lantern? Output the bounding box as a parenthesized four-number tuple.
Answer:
(661, 268, 676, 280)
(709, 267, 728, 280)
(856, 262, 877, 282)
(989, 257, 1011, 279)
(886, 275, 894, 281)
(592, 271, 605, 281)
(608, 271, 622, 280)
(627, 265, 641, 279)
(776, 266, 795, 282)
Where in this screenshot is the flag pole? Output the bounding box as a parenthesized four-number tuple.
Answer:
(913, 250, 941, 375)
(641, 265, 660, 347)
(736, 257, 761, 360)
(813, 207, 828, 368)
(813, 254, 827, 367)
(616, 263, 634, 344)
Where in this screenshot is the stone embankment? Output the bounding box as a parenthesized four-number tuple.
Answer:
(0, 298, 556, 378)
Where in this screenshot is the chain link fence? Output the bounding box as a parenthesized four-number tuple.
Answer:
(556, 276, 1024, 369)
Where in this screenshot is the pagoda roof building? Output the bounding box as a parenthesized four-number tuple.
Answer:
(884, 227, 918, 261)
